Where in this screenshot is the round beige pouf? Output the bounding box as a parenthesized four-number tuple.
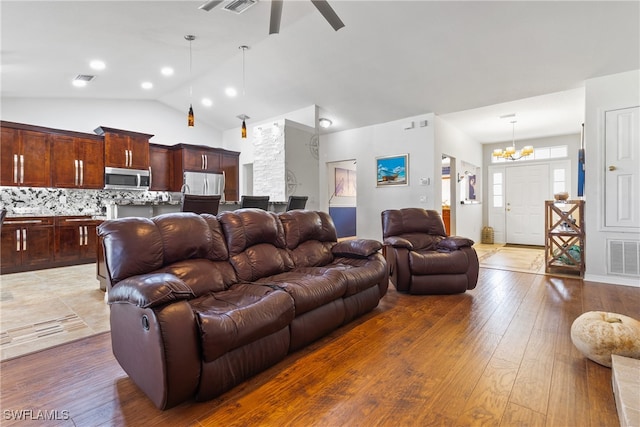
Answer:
(570, 311, 640, 367)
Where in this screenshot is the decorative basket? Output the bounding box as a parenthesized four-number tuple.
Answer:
(481, 226, 494, 244)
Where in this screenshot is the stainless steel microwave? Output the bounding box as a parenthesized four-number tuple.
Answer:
(104, 167, 150, 190)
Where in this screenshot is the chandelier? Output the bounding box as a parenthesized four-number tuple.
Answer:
(492, 120, 533, 160)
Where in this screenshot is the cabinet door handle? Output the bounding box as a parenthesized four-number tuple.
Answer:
(19, 155, 24, 184)
(201, 154, 205, 170)
(79, 160, 84, 186)
(22, 229, 26, 251)
(75, 159, 79, 186)
(205, 154, 208, 170)
(125, 150, 129, 167)
(16, 229, 21, 251)
(79, 226, 84, 246)
(13, 154, 18, 183)
(84, 226, 88, 246)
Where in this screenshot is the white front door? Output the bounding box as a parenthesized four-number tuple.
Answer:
(605, 106, 640, 229)
(506, 164, 549, 245)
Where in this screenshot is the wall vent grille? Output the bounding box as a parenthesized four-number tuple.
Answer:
(608, 240, 640, 276)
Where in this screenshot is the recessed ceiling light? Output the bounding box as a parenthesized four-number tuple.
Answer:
(89, 60, 106, 70)
(161, 67, 174, 76)
(201, 98, 213, 107)
(141, 81, 153, 90)
(319, 118, 333, 128)
(225, 87, 237, 97)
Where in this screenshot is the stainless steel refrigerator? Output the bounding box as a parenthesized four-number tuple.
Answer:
(182, 171, 225, 200)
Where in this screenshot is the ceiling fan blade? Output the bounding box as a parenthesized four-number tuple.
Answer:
(269, 0, 283, 35)
(310, 0, 345, 31)
(199, 0, 224, 12)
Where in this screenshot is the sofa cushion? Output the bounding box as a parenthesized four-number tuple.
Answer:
(409, 249, 469, 275)
(257, 269, 347, 315)
(327, 255, 387, 297)
(219, 209, 286, 256)
(382, 208, 447, 239)
(191, 284, 294, 363)
(219, 209, 293, 281)
(99, 217, 164, 285)
(156, 259, 236, 296)
(332, 239, 382, 258)
(279, 210, 337, 249)
(152, 213, 214, 265)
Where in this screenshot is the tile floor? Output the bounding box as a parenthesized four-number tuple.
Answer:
(0, 263, 109, 361)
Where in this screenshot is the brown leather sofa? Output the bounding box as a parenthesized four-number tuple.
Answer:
(98, 209, 388, 409)
(381, 208, 478, 294)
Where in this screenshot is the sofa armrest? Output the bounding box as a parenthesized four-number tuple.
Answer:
(108, 273, 195, 308)
(383, 236, 414, 250)
(332, 239, 382, 258)
(437, 236, 475, 251)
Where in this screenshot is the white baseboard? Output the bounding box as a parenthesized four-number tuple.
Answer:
(584, 273, 640, 288)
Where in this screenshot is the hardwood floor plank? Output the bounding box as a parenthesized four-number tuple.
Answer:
(500, 402, 547, 427)
(0, 269, 635, 426)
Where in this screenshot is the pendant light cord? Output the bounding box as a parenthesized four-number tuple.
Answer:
(189, 38, 193, 99)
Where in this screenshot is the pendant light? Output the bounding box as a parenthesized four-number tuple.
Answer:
(185, 35, 196, 127)
(238, 45, 249, 138)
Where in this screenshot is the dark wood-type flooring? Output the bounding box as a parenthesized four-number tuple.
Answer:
(2, 268, 639, 426)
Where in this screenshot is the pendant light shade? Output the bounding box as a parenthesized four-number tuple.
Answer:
(188, 104, 195, 127)
(241, 119, 247, 138)
(185, 35, 196, 127)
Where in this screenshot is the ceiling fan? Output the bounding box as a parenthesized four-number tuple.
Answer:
(198, 0, 345, 34)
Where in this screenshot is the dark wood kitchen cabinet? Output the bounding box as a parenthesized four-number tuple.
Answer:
(175, 144, 222, 173)
(55, 216, 102, 263)
(149, 144, 172, 191)
(170, 144, 239, 200)
(221, 151, 240, 202)
(95, 126, 152, 170)
(51, 134, 105, 189)
(0, 217, 54, 274)
(0, 122, 51, 187)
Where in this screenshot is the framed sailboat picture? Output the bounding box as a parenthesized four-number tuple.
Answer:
(376, 154, 408, 187)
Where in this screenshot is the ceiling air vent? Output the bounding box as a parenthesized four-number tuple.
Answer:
(74, 74, 96, 82)
(223, 0, 257, 14)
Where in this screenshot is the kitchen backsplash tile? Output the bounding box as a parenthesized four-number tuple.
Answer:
(0, 187, 170, 216)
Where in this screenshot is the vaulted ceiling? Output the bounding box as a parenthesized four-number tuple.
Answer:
(2, 1, 638, 142)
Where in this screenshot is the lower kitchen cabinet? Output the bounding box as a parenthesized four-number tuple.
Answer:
(1, 217, 54, 274)
(0, 216, 103, 274)
(55, 217, 101, 264)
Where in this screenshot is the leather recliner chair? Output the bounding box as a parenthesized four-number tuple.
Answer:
(381, 208, 479, 294)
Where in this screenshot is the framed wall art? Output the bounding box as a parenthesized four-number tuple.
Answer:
(376, 154, 408, 187)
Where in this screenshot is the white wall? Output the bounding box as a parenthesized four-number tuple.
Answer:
(584, 69, 640, 287)
(222, 105, 317, 199)
(434, 116, 484, 242)
(320, 113, 437, 241)
(1, 97, 223, 147)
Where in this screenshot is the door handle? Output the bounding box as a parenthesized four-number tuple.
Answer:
(201, 154, 205, 170)
(79, 160, 84, 186)
(79, 226, 84, 246)
(22, 229, 27, 251)
(75, 159, 79, 186)
(608, 165, 617, 171)
(16, 230, 21, 251)
(19, 155, 24, 184)
(84, 226, 88, 246)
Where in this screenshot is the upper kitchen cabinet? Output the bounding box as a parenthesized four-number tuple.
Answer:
(51, 133, 104, 189)
(149, 143, 172, 191)
(0, 122, 51, 187)
(95, 126, 153, 170)
(174, 144, 222, 173)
